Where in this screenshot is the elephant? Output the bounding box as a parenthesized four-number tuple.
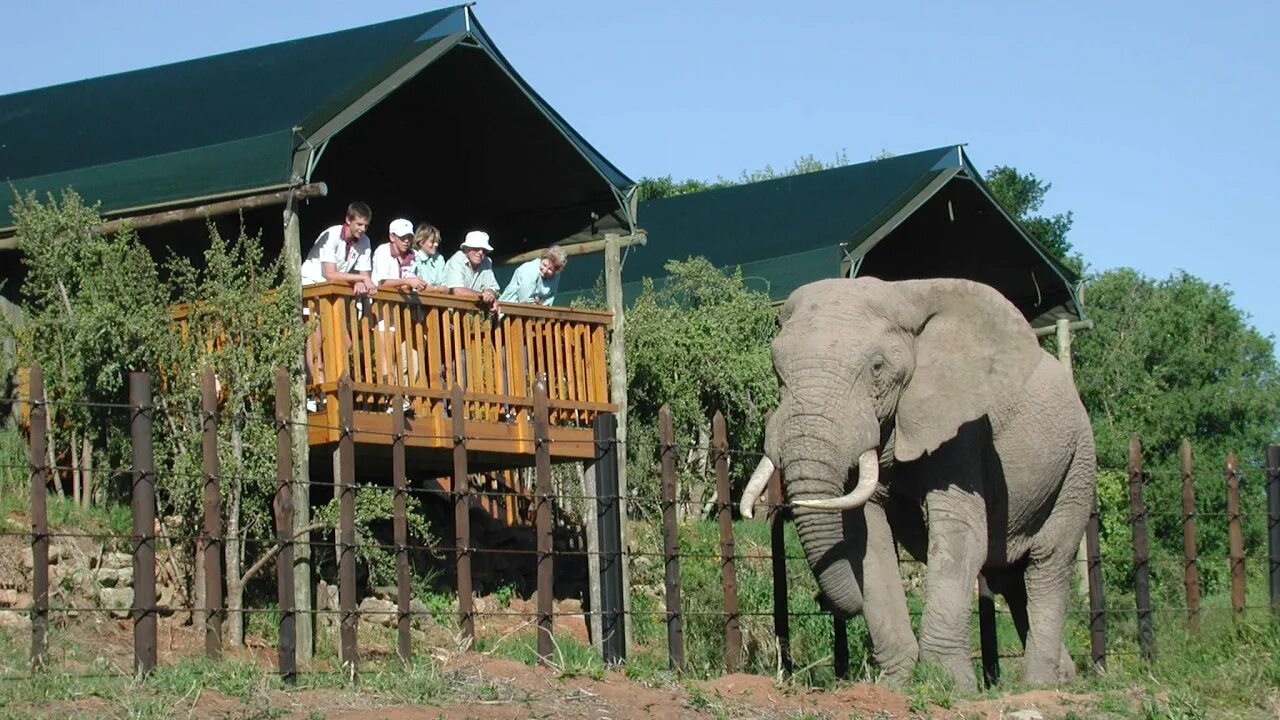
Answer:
(738, 277, 1095, 688)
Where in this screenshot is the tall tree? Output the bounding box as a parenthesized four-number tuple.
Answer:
(984, 165, 1081, 274)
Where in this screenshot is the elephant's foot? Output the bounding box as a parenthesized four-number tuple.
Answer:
(1021, 648, 1074, 687)
(876, 657, 916, 688)
(918, 650, 978, 691)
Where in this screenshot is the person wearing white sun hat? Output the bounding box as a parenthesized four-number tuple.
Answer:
(443, 230, 500, 313)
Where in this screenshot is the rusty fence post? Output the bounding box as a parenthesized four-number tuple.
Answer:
(978, 574, 1000, 688)
(1085, 492, 1107, 670)
(274, 369, 297, 683)
(451, 384, 474, 645)
(201, 368, 223, 660)
(1128, 436, 1154, 661)
(658, 405, 684, 671)
(337, 374, 358, 675)
(1179, 439, 1200, 631)
(28, 367, 48, 672)
(534, 377, 555, 665)
(1225, 451, 1246, 619)
(769, 468, 792, 676)
(1267, 445, 1280, 618)
(712, 412, 742, 672)
(393, 394, 411, 664)
(130, 371, 157, 677)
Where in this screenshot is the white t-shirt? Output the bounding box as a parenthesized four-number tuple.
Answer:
(300, 225, 371, 286)
(371, 242, 415, 286)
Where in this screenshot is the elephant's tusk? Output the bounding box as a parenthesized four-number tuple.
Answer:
(792, 449, 880, 512)
(738, 456, 775, 519)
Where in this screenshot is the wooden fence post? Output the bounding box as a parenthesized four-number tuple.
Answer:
(130, 371, 157, 677)
(769, 468, 792, 676)
(658, 405, 684, 671)
(712, 412, 742, 672)
(1179, 439, 1200, 631)
(28, 367, 48, 672)
(393, 394, 411, 663)
(1128, 436, 1154, 661)
(1085, 492, 1107, 670)
(274, 369, 297, 683)
(451, 384, 474, 645)
(534, 377, 555, 665)
(1225, 451, 1246, 618)
(337, 374, 357, 675)
(1267, 445, 1280, 618)
(201, 368, 223, 659)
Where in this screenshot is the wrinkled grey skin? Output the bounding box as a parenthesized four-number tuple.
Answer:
(758, 278, 1095, 688)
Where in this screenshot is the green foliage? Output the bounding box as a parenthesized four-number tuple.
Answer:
(1074, 268, 1280, 594)
(636, 149, 852, 202)
(624, 258, 778, 512)
(314, 484, 438, 587)
(984, 165, 1082, 274)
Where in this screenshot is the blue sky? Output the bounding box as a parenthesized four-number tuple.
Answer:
(4, 1, 1277, 344)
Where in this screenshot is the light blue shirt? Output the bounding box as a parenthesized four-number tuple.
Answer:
(500, 258, 560, 305)
(411, 250, 446, 286)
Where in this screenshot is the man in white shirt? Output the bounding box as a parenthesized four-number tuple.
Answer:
(371, 218, 427, 291)
(300, 201, 374, 294)
(443, 230, 501, 313)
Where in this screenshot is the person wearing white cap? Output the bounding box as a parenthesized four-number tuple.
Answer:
(443, 230, 501, 312)
(371, 218, 427, 291)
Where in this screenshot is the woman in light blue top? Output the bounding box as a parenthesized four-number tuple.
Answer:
(500, 245, 567, 305)
(410, 222, 448, 291)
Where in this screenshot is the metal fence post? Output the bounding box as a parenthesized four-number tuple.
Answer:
(393, 394, 411, 664)
(712, 412, 742, 672)
(201, 368, 223, 659)
(130, 371, 157, 676)
(1128, 436, 1154, 661)
(833, 616, 849, 679)
(1267, 445, 1280, 618)
(534, 376, 555, 665)
(1180, 439, 1200, 631)
(978, 574, 1000, 688)
(28, 367, 48, 672)
(274, 368, 297, 683)
(451, 384, 474, 645)
(1225, 451, 1246, 618)
(337, 374, 357, 675)
(658, 405, 684, 672)
(769, 468, 792, 676)
(592, 413, 625, 664)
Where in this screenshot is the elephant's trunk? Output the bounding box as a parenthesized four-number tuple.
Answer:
(788, 459, 865, 617)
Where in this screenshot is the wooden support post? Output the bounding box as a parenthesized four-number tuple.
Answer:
(284, 200, 313, 664)
(451, 384, 474, 645)
(28, 367, 48, 672)
(658, 405, 684, 672)
(1128, 436, 1154, 661)
(978, 574, 1000, 688)
(201, 369, 223, 659)
(1180, 439, 1201, 631)
(130, 372, 157, 677)
(534, 377, 554, 664)
(1225, 451, 1246, 619)
(393, 395, 411, 663)
(603, 232, 632, 650)
(769, 468, 791, 677)
(581, 460, 604, 657)
(712, 412, 741, 672)
(274, 369, 297, 683)
(1267, 445, 1280, 618)
(337, 375, 358, 674)
(1086, 493, 1107, 670)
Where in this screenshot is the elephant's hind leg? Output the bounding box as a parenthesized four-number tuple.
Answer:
(989, 567, 1076, 684)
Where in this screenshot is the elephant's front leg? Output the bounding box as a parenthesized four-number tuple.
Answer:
(857, 502, 918, 684)
(918, 487, 987, 689)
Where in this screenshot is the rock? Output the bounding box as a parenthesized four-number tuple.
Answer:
(359, 596, 398, 628)
(12, 593, 31, 610)
(99, 552, 132, 571)
(99, 587, 134, 619)
(409, 598, 431, 628)
(94, 568, 132, 588)
(0, 588, 16, 606)
(0, 610, 30, 630)
(1009, 710, 1043, 720)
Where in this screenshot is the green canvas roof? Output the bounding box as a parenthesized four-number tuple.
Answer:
(0, 5, 634, 242)
(553, 146, 1083, 326)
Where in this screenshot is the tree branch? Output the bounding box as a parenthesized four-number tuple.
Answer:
(237, 521, 328, 588)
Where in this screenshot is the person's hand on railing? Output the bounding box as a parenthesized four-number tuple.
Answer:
(353, 278, 375, 295)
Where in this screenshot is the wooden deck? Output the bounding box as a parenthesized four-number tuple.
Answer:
(300, 282, 615, 470)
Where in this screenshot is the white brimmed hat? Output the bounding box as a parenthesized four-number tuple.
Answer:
(389, 218, 414, 237)
(460, 230, 493, 252)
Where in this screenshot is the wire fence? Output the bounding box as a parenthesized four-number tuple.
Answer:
(3, 365, 1280, 689)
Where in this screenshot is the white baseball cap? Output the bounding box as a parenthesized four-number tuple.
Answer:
(389, 218, 414, 237)
(460, 230, 494, 252)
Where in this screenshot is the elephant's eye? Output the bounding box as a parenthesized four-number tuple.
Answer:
(870, 355, 885, 378)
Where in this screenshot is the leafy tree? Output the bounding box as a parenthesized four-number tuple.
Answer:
(624, 258, 779, 518)
(1073, 268, 1280, 594)
(984, 166, 1081, 274)
(636, 149, 852, 202)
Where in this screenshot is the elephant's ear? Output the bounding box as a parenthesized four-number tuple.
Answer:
(892, 279, 1044, 462)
